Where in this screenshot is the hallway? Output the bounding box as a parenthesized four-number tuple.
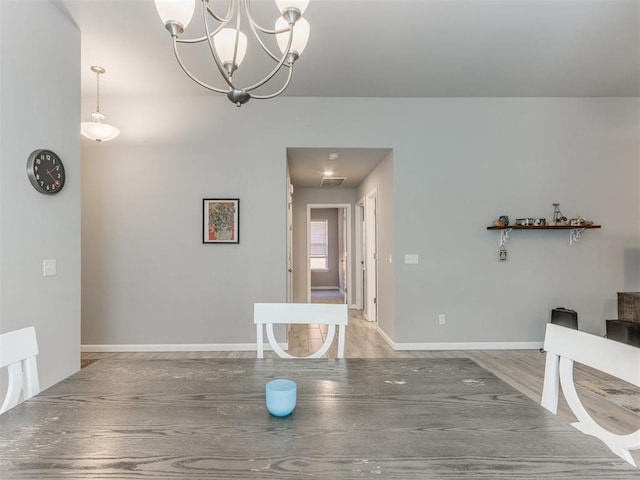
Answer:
(310, 288, 345, 304)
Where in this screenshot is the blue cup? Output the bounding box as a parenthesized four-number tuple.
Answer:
(265, 379, 297, 417)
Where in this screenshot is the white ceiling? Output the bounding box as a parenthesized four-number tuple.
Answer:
(287, 148, 391, 188)
(60, 0, 639, 186)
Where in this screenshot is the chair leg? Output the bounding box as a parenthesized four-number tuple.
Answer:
(256, 325, 264, 359)
(541, 351, 560, 414)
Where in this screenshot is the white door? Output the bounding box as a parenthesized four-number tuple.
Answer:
(364, 191, 377, 322)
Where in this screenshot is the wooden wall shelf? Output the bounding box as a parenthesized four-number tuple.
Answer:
(487, 225, 601, 231)
(487, 224, 601, 251)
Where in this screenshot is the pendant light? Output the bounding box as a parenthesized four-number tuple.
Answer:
(81, 66, 120, 142)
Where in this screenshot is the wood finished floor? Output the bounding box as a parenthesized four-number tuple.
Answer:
(82, 306, 639, 465)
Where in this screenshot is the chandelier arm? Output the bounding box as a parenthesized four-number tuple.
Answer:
(246, 20, 281, 62)
(175, 1, 232, 44)
(244, 5, 290, 63)
(172, 38, 229, 94)
(230, 4, 242, 77)
(244, 26, 294, 92)
(206, 0, 234, 24)
(244, 0, 288, 35)
(250, 64, 294, 99)
(203, 0, 236, 89)
(176, 26, 224, 44)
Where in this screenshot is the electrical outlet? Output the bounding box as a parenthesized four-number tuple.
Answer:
(43, 259, 57, 277)
(404, 254, 419, 265)
(438, 314, 446, 325)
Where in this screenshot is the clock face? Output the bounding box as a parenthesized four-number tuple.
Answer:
(27, 149, 66, 194)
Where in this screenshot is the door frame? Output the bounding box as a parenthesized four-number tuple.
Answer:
(286, 180, 294, 303)
(354, 202, 364, 310)
(306, 203, 352, 304)
(359, 188, 378, 322)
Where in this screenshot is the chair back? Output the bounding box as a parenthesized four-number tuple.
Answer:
(541, 323, 640, 466)
(254, 303, 348, 359)
(0, 326, 40, 414)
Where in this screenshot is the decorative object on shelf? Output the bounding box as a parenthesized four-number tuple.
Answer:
(515, 217, 546, 226)
(203, 198, 240, 243)
(81, 66, 120, 142)
(569, 216, 594, 227)
(549, 203, 567, 226)
(492, 215, 510, 228)
(154, 0, 311, 107)
(26, 149, 66, 195)
(515, 218, 536, 226)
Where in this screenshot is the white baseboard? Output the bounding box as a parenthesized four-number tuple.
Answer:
(375, 325, 395, 346)
(311, 286, 341, 291)
(375, 327, 542, 350)
(391, 341, 543, 350)
(82, 343, 288, 353)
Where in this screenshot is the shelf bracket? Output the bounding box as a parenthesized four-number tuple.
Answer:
(499, 228, 512, 249)
(569, 228, 585, 246)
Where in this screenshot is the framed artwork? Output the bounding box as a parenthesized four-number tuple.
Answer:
(203, 198, 239, 244)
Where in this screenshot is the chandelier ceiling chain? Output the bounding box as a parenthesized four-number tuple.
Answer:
(155, 0, 310, 106)
(80, 66, 120, 142)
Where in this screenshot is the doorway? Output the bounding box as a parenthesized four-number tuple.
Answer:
(307, 204, 351, 305)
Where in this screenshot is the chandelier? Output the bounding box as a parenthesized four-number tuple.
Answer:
(154, 0, 311, 106)
(81, 66, 120, 142)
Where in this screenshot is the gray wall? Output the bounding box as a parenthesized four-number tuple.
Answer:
(310, 208, 339, 289)
(357, 152, 395, 338)
(81, 96, 639, 348)
(0, 0, 81, 389)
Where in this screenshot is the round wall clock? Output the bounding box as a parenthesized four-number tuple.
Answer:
(26, 149, 66, 194)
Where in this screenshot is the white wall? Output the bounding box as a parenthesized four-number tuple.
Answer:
(0, 0, 81, 389)
(81, 96, 640, 349)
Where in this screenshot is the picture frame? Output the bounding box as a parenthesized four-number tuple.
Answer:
(203, 198, 239, 244)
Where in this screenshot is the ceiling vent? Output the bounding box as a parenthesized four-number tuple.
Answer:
(321, 176, 346, 187)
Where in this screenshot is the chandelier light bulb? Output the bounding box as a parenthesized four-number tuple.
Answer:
(213, 28, 248, 72)
(155, 0, 195, 34)
(275, 16, 310, 58)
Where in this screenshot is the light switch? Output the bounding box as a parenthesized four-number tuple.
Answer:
(404, 254, 419, 265)
(43, 259, 57, 277)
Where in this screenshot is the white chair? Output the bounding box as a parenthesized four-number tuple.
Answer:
(0, 326, 40, 414)
(254, 303, 348, 359)
(541, 323, 640, 466)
